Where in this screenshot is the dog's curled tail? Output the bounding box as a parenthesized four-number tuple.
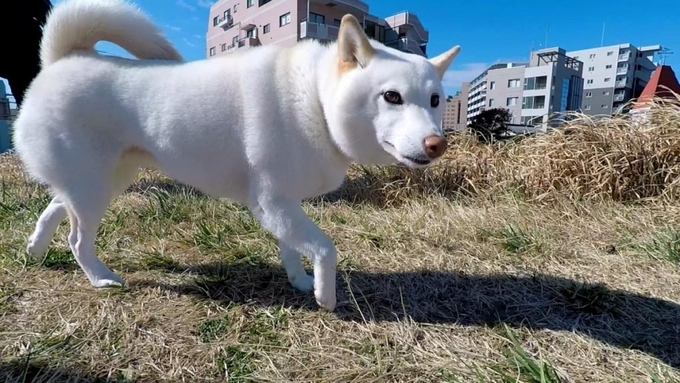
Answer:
(40, 0, 183, 67)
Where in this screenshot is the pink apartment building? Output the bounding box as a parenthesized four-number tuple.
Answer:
(205, 0, 429, 58)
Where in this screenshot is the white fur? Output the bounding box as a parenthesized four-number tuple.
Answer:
(14, 0, 460, 311)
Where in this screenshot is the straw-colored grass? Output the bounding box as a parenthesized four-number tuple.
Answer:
(1, 96, 680, 382)
(332, 95, 680, 206)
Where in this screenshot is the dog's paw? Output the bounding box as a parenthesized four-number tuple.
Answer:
(26, 236, 49, 260)
(290, 273, 314, 293)
(92, 275, 125, 288)
(315, 288, 337, 311)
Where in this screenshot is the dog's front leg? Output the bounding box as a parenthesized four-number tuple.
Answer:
(249, 194, 337, 311)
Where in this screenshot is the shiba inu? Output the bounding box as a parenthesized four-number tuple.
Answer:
(13, 0, 460, 311)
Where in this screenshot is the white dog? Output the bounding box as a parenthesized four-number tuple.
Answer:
(13, 0, 460, 311)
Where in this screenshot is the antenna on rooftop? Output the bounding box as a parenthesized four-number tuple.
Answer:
(658, 47, 674, 65)
(600, 22, 605, 47)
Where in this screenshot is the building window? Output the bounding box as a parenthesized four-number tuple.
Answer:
(234, 4, 237, 12)
(280, 12, 291, 26)
(209, 46, 215, 56)
(588, 66, 594, 71)
(589, 53, 596, 59)
(489, 99, 494, 107)
(489, 81, 496, 90)
(263, 24, 270, 34)
(506, 97, 518, 106)
(247, 0, 255, 7)
(523, 76, 547, 90)
(587, 79, 593, 84)
(602, 104, 609, 108)
(213, 16, 219, 26)
(603, 91, 610, 96)
(604, 77, 611, 82)
(309, 12, 325, 24)
(585, 92, 592, 98)
(333, 19, 341, 27)
(507, 79, 520, 88)
(607, 51, 613, 56)
(584, 105, 591, 110)
(232, 36, 238, 45)
(223, 10, 230, 19)
(221, 43, 227, 52)
(606, 64, 612, 69)
(246, 28, 255, 38)
(522, 95, 545, 109)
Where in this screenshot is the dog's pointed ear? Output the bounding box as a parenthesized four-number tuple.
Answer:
(429, 45, 461, 80)
(337, 14, 375, 72)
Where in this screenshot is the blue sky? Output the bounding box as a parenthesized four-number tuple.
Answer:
(3, 0, 680, 100)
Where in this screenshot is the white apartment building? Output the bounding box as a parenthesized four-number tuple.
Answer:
(567, 43, 662, 115)
(466, 47, 584, 127)
(466, 63, 521, 122)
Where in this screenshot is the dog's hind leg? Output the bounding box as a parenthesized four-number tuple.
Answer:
(61, 178, 125, 287)
(26, 195, 68, 258)
(26, 154, 142, 259)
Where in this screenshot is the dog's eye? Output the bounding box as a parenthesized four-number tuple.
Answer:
(383, 91, 403, 105)
(430, 94, 440, 108)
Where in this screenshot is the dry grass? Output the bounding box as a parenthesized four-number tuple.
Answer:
(2, 98, 680, 382)
(331, 95, 680, 207)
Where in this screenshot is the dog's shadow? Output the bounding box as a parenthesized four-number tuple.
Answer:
(130, 260, 680, 369)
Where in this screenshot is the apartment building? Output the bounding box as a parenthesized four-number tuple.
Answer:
(442, 90, 468, 132)
(205, 0, 429, 58)
(466, 62, 525, 124)
(466, 47, 584, 127)
(567, 43, 661, 115)
(521, 47, 584, 126)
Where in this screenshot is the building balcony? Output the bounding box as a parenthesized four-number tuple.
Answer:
(382, 11, 429, 43)
(524, 84, 547, 90)
(299, 20, 339, 41)
(385, 37, 426, 56)
(614, 93, 625, 102)
(615, 80, 627, 88)
(216, 15, 234, 31)
(310, 0, 368, 14)
(616, 67, 628, 75)
(226, 37, 260, 53)
(618, 53, 630, 61)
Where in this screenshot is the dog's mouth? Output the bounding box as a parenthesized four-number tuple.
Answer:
(403, 155, 431, 166)
(381, 141, 432, 167)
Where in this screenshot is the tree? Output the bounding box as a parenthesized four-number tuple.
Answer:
(467, 107, 513, 143)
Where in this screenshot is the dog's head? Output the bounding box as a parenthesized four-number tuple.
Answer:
(325, 14, 460, 168)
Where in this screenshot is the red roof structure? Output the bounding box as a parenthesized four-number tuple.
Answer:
(632, 65, 680, 109)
